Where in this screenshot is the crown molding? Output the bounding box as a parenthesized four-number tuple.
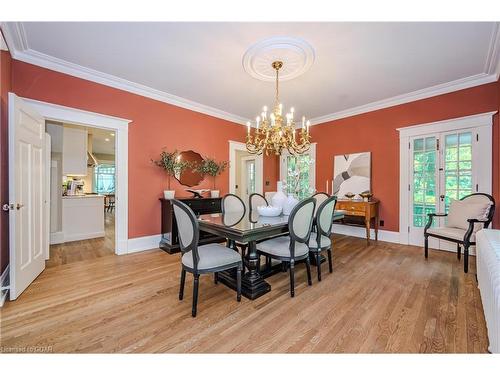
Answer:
(0, 22, 249, 126)
(485, 22, 500, 78)
(309, 72, 498, 126)
(2, 22, 499, 129)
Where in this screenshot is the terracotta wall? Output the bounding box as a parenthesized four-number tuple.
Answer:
(311, 81, 500, 233)
(8, 59, 282, 241)
(0, 48, 12, 274)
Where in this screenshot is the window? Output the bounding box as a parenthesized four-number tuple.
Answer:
(280, 144, 316, 200)
(94, 164, 115, 194)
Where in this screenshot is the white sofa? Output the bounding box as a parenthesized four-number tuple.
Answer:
(476, 229, 500, 353)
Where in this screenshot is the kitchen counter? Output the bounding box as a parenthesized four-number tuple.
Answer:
(62, 194, 105, 242)
(62, 194, 105, 199)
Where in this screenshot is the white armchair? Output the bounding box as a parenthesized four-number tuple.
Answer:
(424, 193, 495, 273)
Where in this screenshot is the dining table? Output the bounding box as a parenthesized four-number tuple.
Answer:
(198, 209, 345, 300)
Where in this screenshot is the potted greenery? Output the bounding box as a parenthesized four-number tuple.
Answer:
(152, 150, 191, 199)
(196, 157, 228, 197)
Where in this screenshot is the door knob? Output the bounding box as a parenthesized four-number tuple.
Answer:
(2, 203, 23, 211)
(440, 195, 445, 201)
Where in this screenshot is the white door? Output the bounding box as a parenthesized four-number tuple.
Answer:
(240, 157, 256, 203)
(8, 93, 47, 300)
(408, 127, 487, 248)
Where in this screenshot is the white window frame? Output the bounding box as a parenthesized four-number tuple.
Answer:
(279, 143, 317, 195)
(398, 111, 495, 245)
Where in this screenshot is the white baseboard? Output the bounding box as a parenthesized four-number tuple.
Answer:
(332, 224, 400, 244)
(0, 265, 9, 307)
(50, 231, 64, 244)
(127, 234, 162, 254)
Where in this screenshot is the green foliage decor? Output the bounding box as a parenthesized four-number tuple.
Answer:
(152, 150, 192, 190)
(196, 157, 229, 190)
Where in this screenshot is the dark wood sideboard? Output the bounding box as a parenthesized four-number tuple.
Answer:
(159, 197, 224, 254)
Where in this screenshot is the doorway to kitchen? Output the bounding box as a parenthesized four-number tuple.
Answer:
(46, 122, 117, 267)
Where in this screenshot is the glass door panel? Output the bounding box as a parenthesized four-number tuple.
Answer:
(441, 131, 473, 214)
(411, 136, 438, 228)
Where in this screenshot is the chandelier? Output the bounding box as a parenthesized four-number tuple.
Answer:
(246, 61, 311, 156)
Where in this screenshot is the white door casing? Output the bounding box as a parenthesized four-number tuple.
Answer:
(240, 156, 256, 203)
(398, 112, 495, 248)
(44, 133, 51, 260)
(8, 93, 47, 300)
(22, 97, 131, 255)
(229, 141, 263, 196)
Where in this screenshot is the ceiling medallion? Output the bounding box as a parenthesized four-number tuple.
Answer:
(242, 36, 315, 82)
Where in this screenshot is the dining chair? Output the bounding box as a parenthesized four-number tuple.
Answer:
(256, 197, 316, 297)
(172, 199, 242, 317)
(308, 195, 337, 281)
(424, 193, 495, 273)
(312, 192, 330, 215)
(222, 193, 248, 271)
(249, 192, 268, 212)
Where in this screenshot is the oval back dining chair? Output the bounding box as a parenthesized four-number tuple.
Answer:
(312, 192, 330, 215)
(172, 199, 242, 317)
(249, 193, 268, 212)
(257, 197, 316, 297)
(308, 195, 337, 281)
(222, 193, 246, 214)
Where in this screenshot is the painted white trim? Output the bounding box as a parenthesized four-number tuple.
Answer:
(333, 224, 400, 244)
(20, 97, 131, 255)
(0, 265, 9, 307)
(309, 74, 498, 126)
(50, 231, 64, 245)
(398, 111, 495, 246)
(1, 22, 248, 126)
(229, 141, 263, 196)
(485, 23, 500, 77)
(397, 111, 497, 138)
(3, 21, 499, 128)
(128, 234, 162, 254)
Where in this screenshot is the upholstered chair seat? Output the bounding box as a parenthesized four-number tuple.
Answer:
(182, 244, 243, 270)
(308, 232, 332, 250)
(257, 236, 309, 258)
(426, 227, 477, 242)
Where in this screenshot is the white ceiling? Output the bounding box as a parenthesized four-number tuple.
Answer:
(3, 22, 500, 125)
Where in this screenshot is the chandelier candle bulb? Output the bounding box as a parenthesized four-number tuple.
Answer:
(247, 121, 251, 134)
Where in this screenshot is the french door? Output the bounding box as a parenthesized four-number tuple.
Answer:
(408, 128, 486, 248)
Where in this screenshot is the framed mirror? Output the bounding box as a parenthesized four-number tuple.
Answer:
(175, 150, 204, 187)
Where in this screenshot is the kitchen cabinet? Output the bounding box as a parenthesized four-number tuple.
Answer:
(62, 127, 88, 176)
(62, 195, 105, 241)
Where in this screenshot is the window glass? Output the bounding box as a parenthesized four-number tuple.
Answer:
(94, 164, 116, 194)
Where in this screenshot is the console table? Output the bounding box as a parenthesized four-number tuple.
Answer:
(159, 197, 223, 254)
(336, 199, 380, 244)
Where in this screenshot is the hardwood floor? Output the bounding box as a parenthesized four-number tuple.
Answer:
(46, 211, 115, 268)
(0, 235, 488, 353)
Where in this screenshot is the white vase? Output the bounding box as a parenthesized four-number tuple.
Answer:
(283, 194, 299, 215)
(271, 182, 287, 210)
(210, 190, 220, 198)
(163, 190, 175, 199)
